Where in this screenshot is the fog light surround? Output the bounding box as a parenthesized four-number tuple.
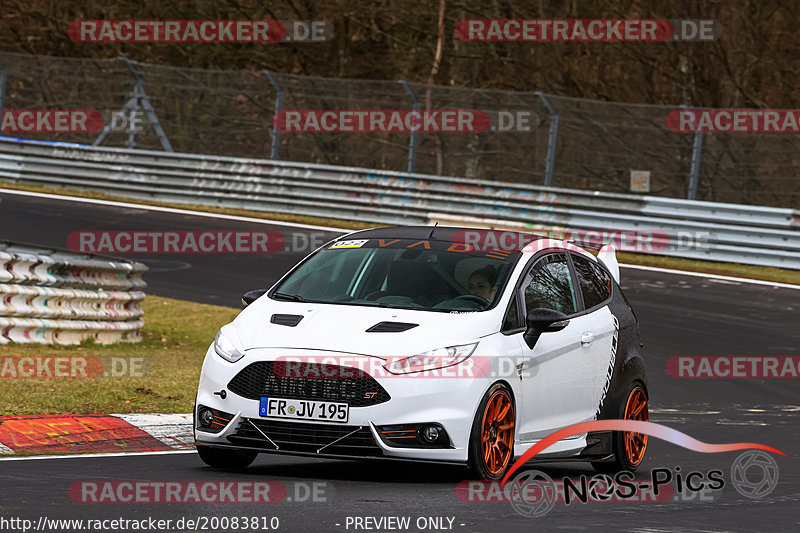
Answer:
(376, 423, 451, 449)
(196, 405, 234, 434)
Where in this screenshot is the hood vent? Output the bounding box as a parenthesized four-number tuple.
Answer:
(366, 321, 418, 333)
(270, 314, 304, 327)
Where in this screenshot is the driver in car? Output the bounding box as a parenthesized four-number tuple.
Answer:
(468, 266, 497, 302)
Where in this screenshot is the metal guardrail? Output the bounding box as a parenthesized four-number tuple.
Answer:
(0, 239, 147, 344)
(0, 138, 798, 270)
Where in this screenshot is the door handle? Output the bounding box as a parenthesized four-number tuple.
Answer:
(581, 332, 594, 346)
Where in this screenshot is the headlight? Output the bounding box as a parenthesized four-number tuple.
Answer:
(383, 342, 478, 375)
(214, 327, 245, 363)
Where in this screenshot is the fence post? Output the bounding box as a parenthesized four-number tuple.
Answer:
(680, 104, 704, 200)
(95, 57, 173, 151)
(263, 70, 284, 161)
(0, 58, 6, 118)
(399, 80, 421, 173)
(688, 128, 704, 201)
(127, 86, 141, 149)
(122, 56, 172, 152)
(535, 92, 559, 187)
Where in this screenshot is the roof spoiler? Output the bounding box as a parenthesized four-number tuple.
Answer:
(597, 244, 620, 283)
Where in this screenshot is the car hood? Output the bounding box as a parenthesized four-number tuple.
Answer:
(231, 298, 498, 357)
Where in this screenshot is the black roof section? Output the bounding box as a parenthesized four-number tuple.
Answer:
(340, 225, 546, 250)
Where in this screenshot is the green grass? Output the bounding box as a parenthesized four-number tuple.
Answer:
(2, 179, 798, 286)
(0, 295, 238, 415)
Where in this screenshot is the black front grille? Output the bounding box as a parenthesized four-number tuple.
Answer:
(228, 418, 383, 456)
(227, 361, 391, 407)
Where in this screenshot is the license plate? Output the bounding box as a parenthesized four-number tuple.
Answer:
(259, 397, 349, 423)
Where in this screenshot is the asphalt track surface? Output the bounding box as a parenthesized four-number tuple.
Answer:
(1, 189, 798, 532)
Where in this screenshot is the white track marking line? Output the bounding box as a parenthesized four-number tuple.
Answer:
(0, 450, 196, 461)
(620, 263, 800, 290)
(2, 187, 798, 290)
(0, 187, 350, 232)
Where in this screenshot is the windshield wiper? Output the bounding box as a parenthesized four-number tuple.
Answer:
(273, 292, 310, 302)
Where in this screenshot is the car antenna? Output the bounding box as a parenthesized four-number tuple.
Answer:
(427, 222, 438, 238)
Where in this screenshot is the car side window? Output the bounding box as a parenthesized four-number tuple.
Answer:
(572, 254, 611, 310)
(523, 253, 578, 315)
(501, 294, 521, 331)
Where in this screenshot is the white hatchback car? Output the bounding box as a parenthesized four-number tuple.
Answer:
(194, 226, 648, 480)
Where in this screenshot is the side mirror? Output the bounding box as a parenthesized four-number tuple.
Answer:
(242, 289, 268, 307)
(523, 308, 570, 349)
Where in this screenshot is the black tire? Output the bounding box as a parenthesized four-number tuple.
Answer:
(197, 445, 258, 469)
(592, 381, 649, 473)
(468, 383, 516, 480)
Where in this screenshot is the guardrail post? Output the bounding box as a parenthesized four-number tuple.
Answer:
(399, 80, 421, 173)
(263, 70, 284, 161)
(535, 91, 559, 187)
(0, 58, 6, 117)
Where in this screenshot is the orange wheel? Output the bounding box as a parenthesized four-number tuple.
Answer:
(593, 381, 649, 473)
(479, 389, 515, 477)
(622, 385, 648, 467)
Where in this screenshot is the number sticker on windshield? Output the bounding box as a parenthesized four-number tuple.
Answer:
(330, 239, 368, 249)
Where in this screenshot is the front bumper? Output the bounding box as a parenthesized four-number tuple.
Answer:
(194, 346, 494, 463)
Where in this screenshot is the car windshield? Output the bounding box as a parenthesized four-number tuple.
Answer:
(272, 238, 520, 312)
